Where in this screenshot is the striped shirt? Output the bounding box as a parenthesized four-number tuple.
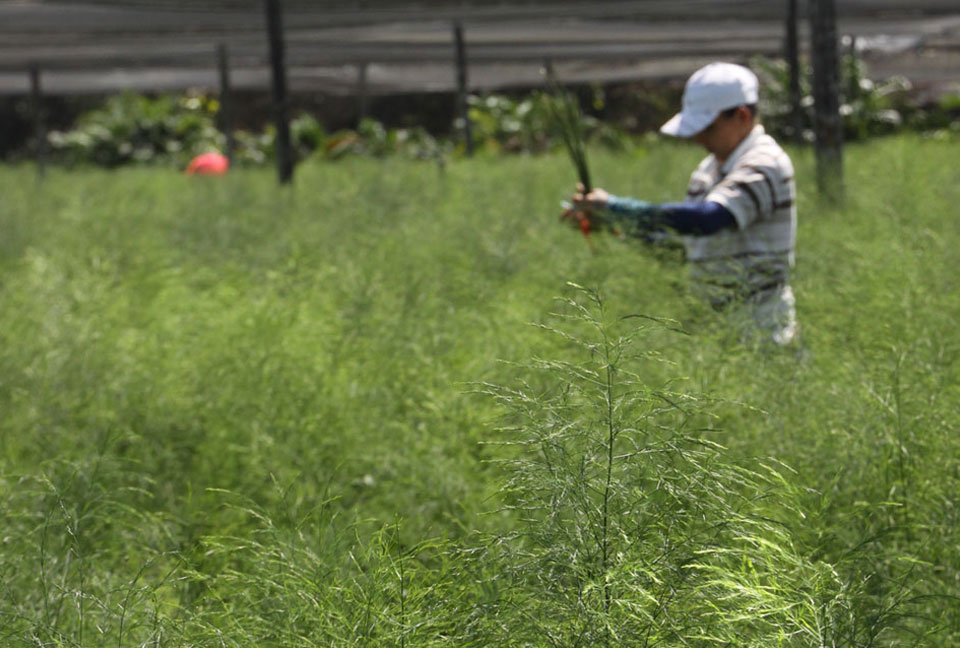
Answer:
(682, 125, 796, 304)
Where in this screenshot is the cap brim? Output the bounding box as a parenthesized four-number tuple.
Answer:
(659, 110, 718, 138)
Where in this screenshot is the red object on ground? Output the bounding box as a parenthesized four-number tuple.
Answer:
(185, 152, 229, 175)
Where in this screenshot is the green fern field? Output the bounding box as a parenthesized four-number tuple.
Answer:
(2, 136, 959, 646)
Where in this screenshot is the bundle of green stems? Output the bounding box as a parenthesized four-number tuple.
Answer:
(543, 63, 592, 194)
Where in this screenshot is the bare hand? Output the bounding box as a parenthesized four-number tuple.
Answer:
(572, 183, 610, 211)
(561, 187, 609, 235)
(560, 204, 592, 232)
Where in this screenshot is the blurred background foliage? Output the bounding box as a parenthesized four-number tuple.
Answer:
(25, 52, 960, 169)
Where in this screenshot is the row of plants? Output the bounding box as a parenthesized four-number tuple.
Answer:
(43, 88, 627, 169)
(2, 133, 959, 645)
(42, 54, 960, 169)
(3, 286, 946, 646)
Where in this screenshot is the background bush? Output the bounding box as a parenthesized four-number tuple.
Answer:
(753, 52, 960, 142)
(40, 53, 960, 170)
(40, 52, 957, 171)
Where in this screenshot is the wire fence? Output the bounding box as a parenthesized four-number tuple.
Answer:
(4, 0, 959, 185)
(1, 0, 959, 96)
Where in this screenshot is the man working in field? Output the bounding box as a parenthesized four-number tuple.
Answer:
(569, 62, 798, 345)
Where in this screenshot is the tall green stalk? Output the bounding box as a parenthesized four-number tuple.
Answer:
(600, 301, 616, 639)
(543, 62, 592, 192)
(395, 518, 407, 648)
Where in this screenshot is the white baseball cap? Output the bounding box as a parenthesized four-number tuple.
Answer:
(660, 62, 759, 137)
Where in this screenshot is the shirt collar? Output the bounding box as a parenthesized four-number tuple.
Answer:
(719, 124, 765, 175)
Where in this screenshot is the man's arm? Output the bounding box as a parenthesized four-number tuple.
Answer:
(605, 196, 737, 236)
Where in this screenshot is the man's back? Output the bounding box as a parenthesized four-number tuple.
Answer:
(682, 124, 796, 306)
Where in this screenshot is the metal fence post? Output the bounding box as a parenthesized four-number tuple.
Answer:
(356, 61, 369, 124)
(453, 21, 473, 156)
(808, 0, 844, 200)
(784, 0, 803, 145)
(264, 0, 294, 184)
(217, 43, 236, 164)
(29, 65, 46, 179)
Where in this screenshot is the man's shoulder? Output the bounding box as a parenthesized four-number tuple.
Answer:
(687, 155, 717, 198)
(693, 153, 717, 174)
(738, 132, 794, 176)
